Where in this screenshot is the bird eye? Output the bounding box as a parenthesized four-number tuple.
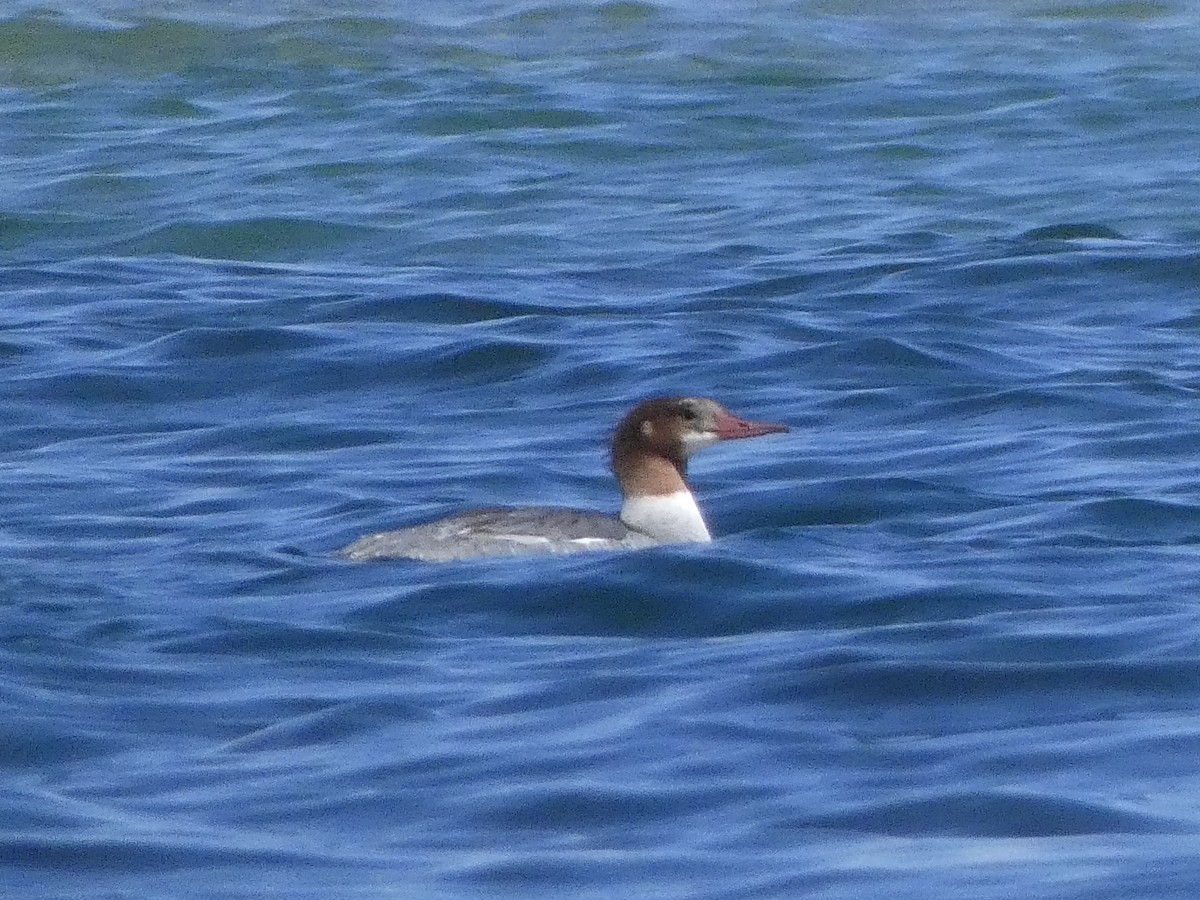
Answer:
(680, 405, 699, 422)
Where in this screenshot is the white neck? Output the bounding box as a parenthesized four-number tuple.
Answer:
(620, 490, 712, 543)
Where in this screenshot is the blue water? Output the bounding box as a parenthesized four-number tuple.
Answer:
(4, 1, 1200, 897)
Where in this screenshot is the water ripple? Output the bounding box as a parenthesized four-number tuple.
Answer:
(4, 3, 1200, 898)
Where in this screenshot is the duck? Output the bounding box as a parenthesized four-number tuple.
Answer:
(340, 396, 788, 562)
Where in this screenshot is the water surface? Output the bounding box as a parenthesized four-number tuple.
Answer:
(3, 2, 1200, 897)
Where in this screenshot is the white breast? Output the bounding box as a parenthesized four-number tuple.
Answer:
(619, 490, 712, 543)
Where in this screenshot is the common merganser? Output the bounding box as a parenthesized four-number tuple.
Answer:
(339, 396, 788, 563)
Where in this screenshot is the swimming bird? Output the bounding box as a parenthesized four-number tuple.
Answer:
(340, 396, 788, 562)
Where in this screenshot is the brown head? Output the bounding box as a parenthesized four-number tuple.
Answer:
(610, 397, 789, 499)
